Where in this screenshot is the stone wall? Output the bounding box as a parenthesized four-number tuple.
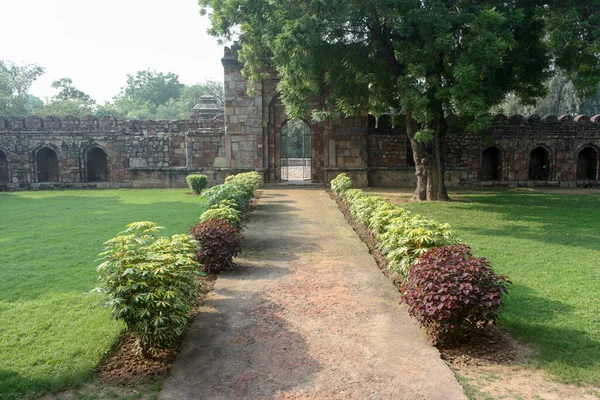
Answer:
(0, 114, 227, 191)
(367, 114, 600, 188)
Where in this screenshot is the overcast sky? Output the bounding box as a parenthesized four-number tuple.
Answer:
(2, 0, 228, 103)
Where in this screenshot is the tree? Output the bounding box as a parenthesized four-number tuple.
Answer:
(155, 81, 224, 119)
(200, 0, 600, 201)
(113, 69, 184, 115)
(0, 60, 44, 116)
(35, 77, 97, 117)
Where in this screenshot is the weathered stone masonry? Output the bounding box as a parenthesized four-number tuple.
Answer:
(1, 45, 599, 190)
(0, 113, 227, 191)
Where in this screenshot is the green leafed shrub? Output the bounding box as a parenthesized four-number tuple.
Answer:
(331, 173, 353, 195)
(186, 174, 208, 195)
(368, 205, 411, 235)
(377, 215, 457, 279)
(200, 172, 260, 213)
(95, 221, 200, 357)
(199, 201, 241, 228)
(401, 244, 510, 344)
(349, 195, 391, 225)
(190, 219, 243, 274)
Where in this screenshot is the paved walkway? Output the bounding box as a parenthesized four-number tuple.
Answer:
(159, 189, 466, 400)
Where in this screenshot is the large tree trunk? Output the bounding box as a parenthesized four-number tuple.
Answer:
(406, 110, 450, 201)
(406, 110, 427, 201)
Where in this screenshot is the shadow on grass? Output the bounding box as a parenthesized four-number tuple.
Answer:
(0, 192, 206, 303)
(442, 191, 600, 251)
(502, 284, 600, 372)
(0, 368, 88, 400)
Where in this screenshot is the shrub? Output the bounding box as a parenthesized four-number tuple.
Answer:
(349, 195, 390, 225)
(331, 173, 352, 195)
(401, 244, 510, 344)
(201, 182, 252, 212)
(368, 205, 411, 235)
(186, 174, 208, 195)
(190, 219, 243, 274)
(377, 215, 457, 279)
(199, 202, 241, 228)
(95, 221, 200, 357)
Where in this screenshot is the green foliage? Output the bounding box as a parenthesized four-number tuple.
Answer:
(377, 215, 457, 279)
(330, 173, 352, 195)
(402, 244, 510, 344)
(116, 69, 184, 109)
(414, 129, 434, 144)
(0, 60, 45, 116)
(200, 171, 261, 213)
(0, 189, 206, 399)
(186, 174, 208, 195)
(199, 202, 241, 228)
(368, 206, 411, 235)
(95, 221, 200, 357)
(348, 195, 390, 225)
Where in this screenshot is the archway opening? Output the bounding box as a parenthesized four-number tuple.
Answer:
(36, 147, 59, 182)
(86, 147, 109, 182)
(528, 146, 551, 180)
(577, 147, 598, 180)
(481, 147, 502, 181)
(0, 150, 8, 182)
(281, 119, 311, 181)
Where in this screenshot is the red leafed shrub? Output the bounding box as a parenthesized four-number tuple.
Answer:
(190, 219, 243, 274)
(401, 244, 510, 344)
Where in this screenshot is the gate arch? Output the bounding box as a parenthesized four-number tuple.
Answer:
(280, 118, 311, 181)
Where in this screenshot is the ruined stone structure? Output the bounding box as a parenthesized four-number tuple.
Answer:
(0, 113, 227, 191)
(1, 46, 599, 191)
(222, 44, 600, 188)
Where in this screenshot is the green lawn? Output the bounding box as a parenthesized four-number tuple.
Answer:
(0, 189, 205, 399)
(400, 189, 600, 384)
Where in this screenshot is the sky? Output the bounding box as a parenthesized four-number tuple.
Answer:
(2, 0, 229, 103)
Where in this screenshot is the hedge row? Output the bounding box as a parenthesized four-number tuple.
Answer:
(330, 173, 510, 344)
(95, 172, 261, 357)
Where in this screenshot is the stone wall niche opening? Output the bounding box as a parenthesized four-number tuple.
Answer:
(481, 147, 502, 181)
(528, 146, 551, 181)
(0, 150, 8, 182)
(36, 147, 59, 182)
(86, 147, 109, 182)
(576, 146, 598, 180)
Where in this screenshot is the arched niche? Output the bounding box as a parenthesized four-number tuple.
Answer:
(0, 150, 8, 182)
(86, 147, 109, 182)
(576, 146, 598, 180)
(36, 147, 59, 182)
(528, 146, 552, 181)
(481, 147, 502, 181)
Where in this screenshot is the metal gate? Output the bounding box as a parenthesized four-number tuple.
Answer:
(281, 119, 311, 181)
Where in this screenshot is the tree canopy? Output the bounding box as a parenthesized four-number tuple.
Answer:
(200, 0, 600, 200)
(0, 60, 44, 116)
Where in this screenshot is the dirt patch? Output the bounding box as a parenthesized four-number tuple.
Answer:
(330, 190, 600, 400)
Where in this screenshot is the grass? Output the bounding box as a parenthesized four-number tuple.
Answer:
(399, 189, 600, 384)
(0, 189, 206, 400)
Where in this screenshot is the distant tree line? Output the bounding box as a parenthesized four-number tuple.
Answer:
(0, 60, 223, 119)
(497, 69, 600, 117)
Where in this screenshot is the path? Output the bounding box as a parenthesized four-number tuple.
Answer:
(159, 189, 466, 400)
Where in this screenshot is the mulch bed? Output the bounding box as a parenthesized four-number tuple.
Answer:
(329, 190, 523, 368)
(95, 193, 260, 385)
